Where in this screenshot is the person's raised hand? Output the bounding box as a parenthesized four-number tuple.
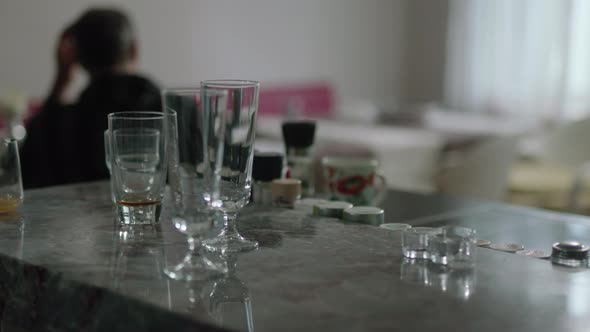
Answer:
(49, 27, 78, 104)
(55, 28, 77, 85)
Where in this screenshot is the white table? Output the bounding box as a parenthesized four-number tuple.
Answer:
(256, 116, 445, 193)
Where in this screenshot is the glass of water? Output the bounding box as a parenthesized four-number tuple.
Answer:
(428, 226, 477, 269)
(108, 112, 168, 225)
(162, 88, 227, 280)
(201, 80, 260, 254)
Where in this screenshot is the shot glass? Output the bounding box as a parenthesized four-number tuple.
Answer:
(428, 226, 477, 269)
(402, 227, 439, 259)
(108, 112, 168, 225)
(0, 139, 23, 213)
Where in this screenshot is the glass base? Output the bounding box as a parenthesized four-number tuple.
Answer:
(203, 233, 259, 254)
(164, 254, 227, 281)
(116, 203, 161, 225)
(402, 248, 429, 259)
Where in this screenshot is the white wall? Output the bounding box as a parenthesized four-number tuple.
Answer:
(0, 0, 406, 109)
(402, 0, 448, 102)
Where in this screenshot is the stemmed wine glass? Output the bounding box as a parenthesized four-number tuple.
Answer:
(200, 80, 260, 254)
(162, 88, 227, 280)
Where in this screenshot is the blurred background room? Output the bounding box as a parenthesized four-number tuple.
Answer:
(2, 0, 590, 214)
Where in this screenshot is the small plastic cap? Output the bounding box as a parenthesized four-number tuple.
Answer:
(282, 121, 316, 148)
(253, 152, 284, 181)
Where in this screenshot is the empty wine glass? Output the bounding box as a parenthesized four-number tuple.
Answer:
(200, 80, 260, 254)
(162, 89, 227, 280)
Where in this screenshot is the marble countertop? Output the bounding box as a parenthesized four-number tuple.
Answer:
(0, 181, 589, 331)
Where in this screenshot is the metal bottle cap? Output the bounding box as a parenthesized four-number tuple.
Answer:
(551, 241, 589, 267)
(313, 201, 354, 219)
(380, 223, 411, 231)
(343, 206, 385, 225)
(293, 198, 330, 214)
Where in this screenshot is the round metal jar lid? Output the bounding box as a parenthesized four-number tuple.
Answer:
(551, 241, 589, 261)
(343, 206, 384, 225)
(379, 223, 411, 231)
(313, 201, 354, 219)
(293, 198, 330, 214)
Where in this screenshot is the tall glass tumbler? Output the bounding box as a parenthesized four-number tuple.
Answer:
(0, 139, 23, 213)
(201, 80, 260, 254)
(108, 112, 168, 225)
(162, 88, 227, 280)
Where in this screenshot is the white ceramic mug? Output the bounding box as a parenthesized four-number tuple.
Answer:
(321, 157, 387, 206)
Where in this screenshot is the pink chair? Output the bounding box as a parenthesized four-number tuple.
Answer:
(258, 82, 334, 119)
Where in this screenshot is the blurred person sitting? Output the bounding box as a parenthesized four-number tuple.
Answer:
(21, 8, 160, 188)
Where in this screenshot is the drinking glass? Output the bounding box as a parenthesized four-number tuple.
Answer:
(402, 227, 439, 259)
(0, 139, 23, 213)
(428, 226, 477, 269)
(108, 112, 168, 225)
(162, 88, 227, 280)
(201, 80, 260, 254)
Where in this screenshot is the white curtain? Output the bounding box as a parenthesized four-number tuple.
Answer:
(445, 0, 590, 121)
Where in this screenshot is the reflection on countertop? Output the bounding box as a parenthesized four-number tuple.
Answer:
(400, 258, 476, 301)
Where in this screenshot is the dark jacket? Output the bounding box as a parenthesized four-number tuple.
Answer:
(21, 73, 160, 188)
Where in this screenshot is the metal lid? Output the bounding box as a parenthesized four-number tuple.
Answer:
(313, 201, 353, 219)
(379, 223, 411, 231)
(551, 241, 589, 261)
(293, 198, 330, 214)
(343, 206, 384, 225)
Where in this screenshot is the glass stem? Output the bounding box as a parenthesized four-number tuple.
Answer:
(187, 236, 202, 257)
(222, 212, 239, 237)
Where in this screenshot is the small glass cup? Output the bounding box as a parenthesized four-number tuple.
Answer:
(428, 226, 477, 269)
(402, 227, 439, 259)
(0, 139, 23, 213)
(108, 112, 168, 225)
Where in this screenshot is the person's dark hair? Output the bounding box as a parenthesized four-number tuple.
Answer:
(71, 8, 135, 72)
